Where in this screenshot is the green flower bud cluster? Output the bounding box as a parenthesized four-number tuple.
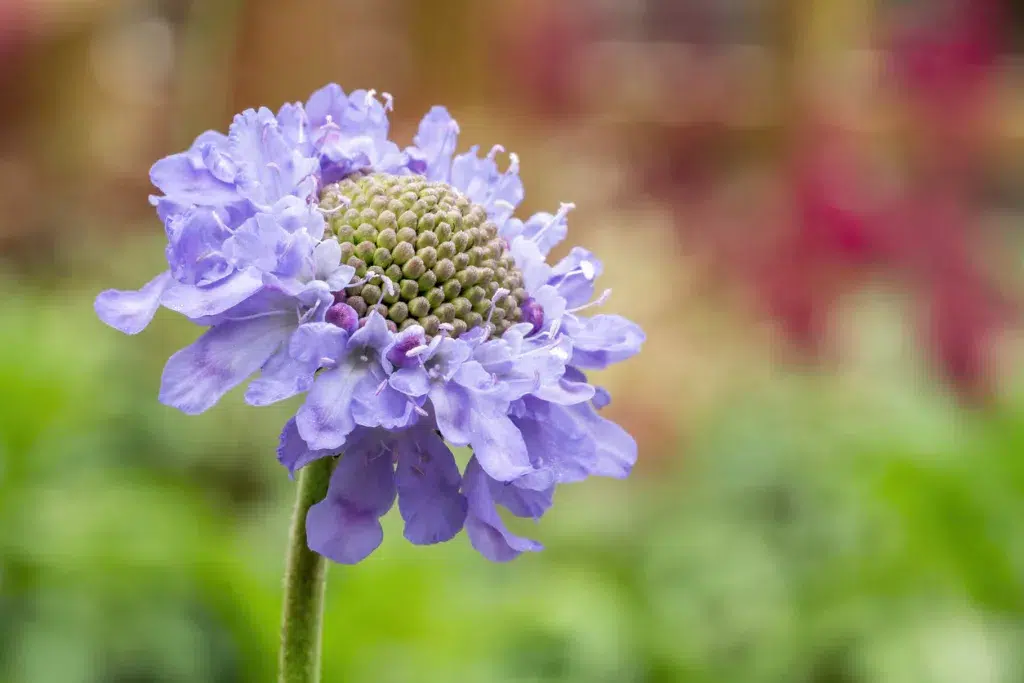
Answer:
(318, 173, 528, 337)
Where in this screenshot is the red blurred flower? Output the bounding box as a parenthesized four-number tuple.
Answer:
(637, 0, 1015, 400)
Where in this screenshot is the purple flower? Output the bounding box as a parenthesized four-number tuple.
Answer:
(95, 83, 645, 564)
(388, 335, 535, 484)
(305, 425, 467, 563)
(294, 312, 416, 451)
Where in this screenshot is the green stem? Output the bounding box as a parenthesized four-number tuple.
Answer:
(278, 457, 334, 683)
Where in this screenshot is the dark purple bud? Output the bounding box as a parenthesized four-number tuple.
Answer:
(521, 297, 544, 335)
(332, 290, 347, 304)
(326, 302, 359, 334)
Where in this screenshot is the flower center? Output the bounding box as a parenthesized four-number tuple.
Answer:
(318, 173, 528, 338)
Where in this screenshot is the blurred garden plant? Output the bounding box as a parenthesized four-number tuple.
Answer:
(92, 84, 643, 682)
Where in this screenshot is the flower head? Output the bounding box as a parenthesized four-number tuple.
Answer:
(95, 84, 644, 562)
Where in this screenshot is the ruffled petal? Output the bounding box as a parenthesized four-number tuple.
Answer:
(550, 247, 603, 309)
(573, 402, 637, 479)
(309, 239, 356, 291)
(463, 457, 542, 562)
(465, 400, 533, 484)
(149, 131, 239, 208)
(295, 360, 370, 450)
(429, 383, 476, 445)
(511, 237, 554, 292)
(305, 83, 348, 128)
(568, 314, 645, 369)
(229, 108, 318, 208)
(346, 311, 393, 355)
(312, 239, 341, 279)
(94, 270, 172, 335)
(388, 366, 431, 397)
(310, 89, 399, 182)
(272, 195, 325, 240)
(159, 313, 292, 414)
(531, 375, 596, 405)
(394, 430, 467, 545)
(450, 145, 524, 225)
(352, 371, 417, 430)
(335, 88, 391, 142)
(409, 106, 460, 181)
(277, 417, 334, 475)
(306, 435, 396, 564)
(519, 209, 570, 256)
(289, 322, 348, 365)
(490, 478, 554, 520)
(511, 399, 598, 490)
(165, 208, 233, 286)
(193, 131, 237, 183)
(275, 102, 313, 155)
(244, 346, 315, 406)
(159, 269, 265, 320)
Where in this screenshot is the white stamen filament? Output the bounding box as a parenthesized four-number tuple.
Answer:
(521, 333, 569, 359)
(568, 288, 612, 314)
(530, 202, 575, 245)
(485, 288, 510, 326)
(318, 198, 350, 215)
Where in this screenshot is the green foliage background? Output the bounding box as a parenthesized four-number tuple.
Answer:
(1, 242, 1023, 683)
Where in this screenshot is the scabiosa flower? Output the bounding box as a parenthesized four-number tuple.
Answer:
(95, 84, 645, 563)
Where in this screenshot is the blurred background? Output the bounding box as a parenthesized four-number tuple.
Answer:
(1, 0, 1023, 681)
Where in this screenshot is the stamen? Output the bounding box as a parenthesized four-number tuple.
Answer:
(507, 152, 520, 174)
(492, 199, 515, 215)
(530, 202, 575, 245)
(549, 314, 565, 339)
(375, 379, 389, 396)
(413, 403, 429, 417)
(381, 92, 394, 111)
(369, 443, 392, 461)
(405, 344, 431, 357)
(485, 288, 510, 327)
(318, 197, 350, 215)
(548, 260, 597, 289)
(380, 276, 396, 299)
(486, 144, 505, 160)
(521, 333, 569, 358)
(568, 288, 612, 314)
